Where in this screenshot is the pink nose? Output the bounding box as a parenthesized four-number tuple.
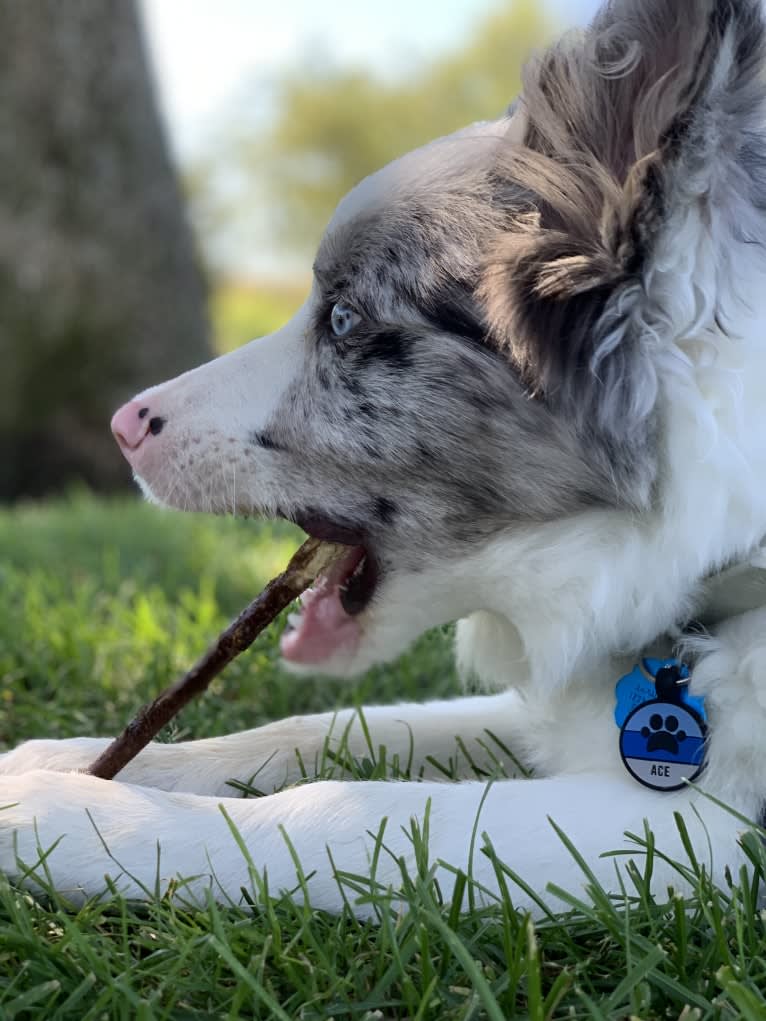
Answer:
(111, 400, 165, 457)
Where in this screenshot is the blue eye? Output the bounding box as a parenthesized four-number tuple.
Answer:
(330, 302, 360, 337)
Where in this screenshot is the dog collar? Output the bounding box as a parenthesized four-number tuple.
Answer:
(614, 658, 707, 791)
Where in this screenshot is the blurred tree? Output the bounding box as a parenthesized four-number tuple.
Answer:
(0, 0, 211, 500)
(217, 0, 554, 260)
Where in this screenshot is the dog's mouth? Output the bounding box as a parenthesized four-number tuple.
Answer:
(280, 511, 381, 664)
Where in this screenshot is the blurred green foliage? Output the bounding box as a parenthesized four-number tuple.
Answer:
(211, 277, 309, 353)
(259, 1, 552, 250)
(190, 0, 554, 272)
(196, 0, 556, 350)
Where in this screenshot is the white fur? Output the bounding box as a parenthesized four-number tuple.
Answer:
(0, 766, 744, 916)
(1, 623, 759, 913)
(4, 19, 766, 918)
(2, 610, 765, 914)
(132, 300, 313, 516)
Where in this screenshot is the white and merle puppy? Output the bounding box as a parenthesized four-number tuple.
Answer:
(3, 0, 766, 916)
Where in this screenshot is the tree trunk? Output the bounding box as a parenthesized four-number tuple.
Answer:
(0, 0, 211, 499)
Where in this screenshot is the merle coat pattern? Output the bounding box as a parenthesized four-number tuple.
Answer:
(3, 0, 766, 917)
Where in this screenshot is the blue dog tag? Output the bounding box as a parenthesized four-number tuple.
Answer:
(615, 659, 707, 792)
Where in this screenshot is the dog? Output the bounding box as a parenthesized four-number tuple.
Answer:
(3, 0, 766, 918)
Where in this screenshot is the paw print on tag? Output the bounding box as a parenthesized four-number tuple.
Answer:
(641, 713, 687, 755)
(619, 700, 707, 792)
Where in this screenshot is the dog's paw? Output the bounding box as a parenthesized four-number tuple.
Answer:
(0, 737, 210, 793)
(0, 769, 198, 901)
(0, 713, 348, 797)
(0, 769, 266, 905)
(0, 729, 313, 797)
(0, 738, 111, 776)
(0, 770, 90, 891)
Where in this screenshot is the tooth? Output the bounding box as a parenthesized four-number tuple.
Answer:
(287, 612, 303, 629)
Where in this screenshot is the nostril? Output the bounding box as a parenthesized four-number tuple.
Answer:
(111, 400, 158, 455)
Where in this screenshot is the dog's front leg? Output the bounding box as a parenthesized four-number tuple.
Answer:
(0, 689, 529, 794)
(0, 769, 746, 916)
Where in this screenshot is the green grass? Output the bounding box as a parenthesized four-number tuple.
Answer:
(0, 494, 458, 747)
(1, 494, 766, 1019)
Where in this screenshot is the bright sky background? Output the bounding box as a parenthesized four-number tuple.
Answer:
(140, 0, 600, 159)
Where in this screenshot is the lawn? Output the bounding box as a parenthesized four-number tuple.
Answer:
(1, 494, 765, 1019)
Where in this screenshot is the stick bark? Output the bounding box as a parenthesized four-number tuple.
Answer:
(87, 537, 344, 780)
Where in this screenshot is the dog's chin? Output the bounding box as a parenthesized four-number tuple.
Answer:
(280, 560, 474, 679)
(135, 473, 166, 507)
(279, 585, 422, 679)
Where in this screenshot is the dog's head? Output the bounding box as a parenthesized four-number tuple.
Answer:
(113, 0, 766, 685)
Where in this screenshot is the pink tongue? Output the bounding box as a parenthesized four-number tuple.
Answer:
(280, 589, 360, 664)
(280, 547, 363, 664)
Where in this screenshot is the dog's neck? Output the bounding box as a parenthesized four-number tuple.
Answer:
(457, 213, 766, 694)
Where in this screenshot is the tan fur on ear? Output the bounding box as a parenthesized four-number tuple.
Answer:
(482, 0, 766, 432)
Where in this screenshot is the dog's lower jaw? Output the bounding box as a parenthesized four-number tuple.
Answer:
(279, 595, 445, 680)
(277, 513, 690, 688)
(281, 557, 494, 678)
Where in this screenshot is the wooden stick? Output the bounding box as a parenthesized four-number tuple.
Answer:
(86, 537, 345, 780)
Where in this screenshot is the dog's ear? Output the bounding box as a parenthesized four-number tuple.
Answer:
(482, 0, 766, 439)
